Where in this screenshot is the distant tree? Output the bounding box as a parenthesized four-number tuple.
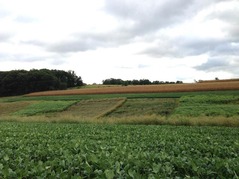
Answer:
(132, 79, 140, 85)
(152, 81, 160, 84)
(102, 78, 184, 86)
(28, 69, 58, 92)
(0, 69, 84, 97)
(139, 79, 151, 85)
(102, 78, 123, 85)
(1, 70, 28, 96)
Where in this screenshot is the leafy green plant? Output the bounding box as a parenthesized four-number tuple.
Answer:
(0, 122, 238, 178)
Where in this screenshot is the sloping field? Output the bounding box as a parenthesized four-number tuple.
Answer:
(0, 101, 36, 116)
(26, 81, 239, 96)
(14, 101, 77, 116)
(106, 98, 177, 118)
(0, 94, 239, 126)
(55, 98, 126, 119)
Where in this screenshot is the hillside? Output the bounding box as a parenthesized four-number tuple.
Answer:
(26, 81, 239, 96)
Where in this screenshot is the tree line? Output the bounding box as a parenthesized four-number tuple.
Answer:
(102, 78, 183, 86)
(0, 69, 83, 96)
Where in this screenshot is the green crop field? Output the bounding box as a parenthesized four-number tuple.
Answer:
(13, 101, 77, 116)
(0, 92, 239, 126)
(0, 90, 239, 177)
(173, 95, 239, 117)
(0, 122, 238, 178)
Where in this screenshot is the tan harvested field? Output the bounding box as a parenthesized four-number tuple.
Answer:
(26, 81, 239, 96)
(198, 78, 239, 83)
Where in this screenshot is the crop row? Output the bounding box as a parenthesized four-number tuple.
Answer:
(0, 122, 238, 178)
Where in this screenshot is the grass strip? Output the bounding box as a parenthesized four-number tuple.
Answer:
(13, 101, 77, 116)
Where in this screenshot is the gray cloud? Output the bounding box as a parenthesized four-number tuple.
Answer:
(0, 53, 9, 61)
(47, 0, 236, 55)
(194, 57, 239, 77)
(47, 31, 133, 53)
(105, 0, 238, 60)
(14, 16, 37, 23)
(140, 41, 180, 58)
(138, 64, 149, 69)
(12, 54, 47, 62)
(48, 40, 97, 53)
(0, 8, 9, 18)
(0, 32, 12, 42)
(0, 52, 49, 63)
(207, 4, 239, 41)
(47, 35, 104, 53)
(104, 0, 194, 36)
(104, 0, 228, 36)
(195, 57, 229, 71)
(142, 36, 239, 60)
(179, 38, 239, 57)
(21, 40, 46, 47)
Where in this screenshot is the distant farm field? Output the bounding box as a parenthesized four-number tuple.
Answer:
(1, 91, 239, 126)
(26, 81, 239, 96)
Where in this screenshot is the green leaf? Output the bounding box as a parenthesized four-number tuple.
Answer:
(4, 155, 9, 161)
(89, 154, 98, 163)
(115, 161, 121, 174)
(152, 163, 160, 174)
(128, 169, 136, 178)
(105, 169, 114, 179)
(0, 163, 3, 170)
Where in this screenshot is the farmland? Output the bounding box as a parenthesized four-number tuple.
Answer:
(0, 123, 238, 178)
(0, 85, 239, 177)
(26, 81, 239, 96)
(1, 90, 239, 126)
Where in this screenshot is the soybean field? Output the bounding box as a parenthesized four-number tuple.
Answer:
(0, 122, 238, 178)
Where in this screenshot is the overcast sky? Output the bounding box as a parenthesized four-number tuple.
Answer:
(0, 0, 238, 84)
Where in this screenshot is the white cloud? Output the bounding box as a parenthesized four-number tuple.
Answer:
(0, 0, 238, 84)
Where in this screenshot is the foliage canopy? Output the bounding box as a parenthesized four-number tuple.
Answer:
(0, 69, 83, 96)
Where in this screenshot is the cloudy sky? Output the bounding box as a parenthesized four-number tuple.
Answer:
(0, 0, 238, 84)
